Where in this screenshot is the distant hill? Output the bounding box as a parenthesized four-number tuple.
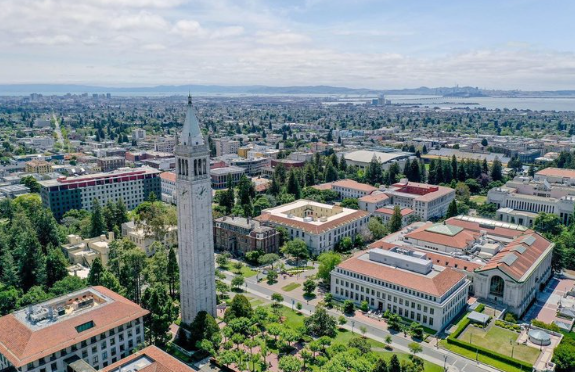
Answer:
(1, 84, 574, 97)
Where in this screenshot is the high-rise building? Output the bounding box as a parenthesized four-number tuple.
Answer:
(175, 96, 217, 323)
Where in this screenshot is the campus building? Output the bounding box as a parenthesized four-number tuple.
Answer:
(339, 150, 412, 171)
(101, 346, 193, 372)
(97, 157, 125, 172)
(383, 180, 455, 220)
(25, 160, 52, 174)
(383, 215, 554, 316)
(39, 167, 161, 220)
(214, 216, 280, 256)
(0, 287, 147, 372)
(213, 137, 240, 157)
(331, 247, 470, 331)
(210, 166, 245, 189)
(256, 199, 370, 254)
(488, 172, 575, 226)
(160, 171, 177, 204)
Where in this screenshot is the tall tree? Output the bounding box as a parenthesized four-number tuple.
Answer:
(18, 232, 45, 291)
(87, 257, 105, 286)
(491, 157, 503, 181)
(142, 284, 176, 347)
(446, 199, 459, 218)
(167, 247, 179, 297)
(45, 245, 69, 287)
(286, 169, 302, 199)
(388, 205, 403, 233)
(90, 198, 106, 238)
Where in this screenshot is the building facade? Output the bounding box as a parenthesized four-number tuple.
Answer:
(160, 171, 177, 204)
(256, 199, 370, 254)
(214, 216, 280, 256)
(25, 160, 52, 174)
(175, 96, 217, 322)
(210, 166, 245, 189)
(39, 167, 161, 220)
(331, 248, 470, 331)
(97, 157, 126, 172)
(0, 287, 147, 372)
(214, 137, 240, 157)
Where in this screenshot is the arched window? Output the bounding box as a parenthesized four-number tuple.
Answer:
(194, 159, 198, 176)
(203, 158, 207, 175)
(489, 276, 504, 297)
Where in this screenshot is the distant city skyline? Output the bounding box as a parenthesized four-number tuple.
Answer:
(1, 0, 574, 90)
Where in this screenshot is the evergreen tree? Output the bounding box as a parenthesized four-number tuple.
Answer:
(457, 163, 467, 181)
(114, 198, 129, 228)
(324, 164, 338, 182)
(409, 160, 421, 182)
(339, 155, 347, 171)
(304, 163, 316, 187)
(0, 251, 18, 287)
(100, 271, 125, 295)
(388, 205, 403, 233)
(142, 284, 176, 347)
(87, 257, 105, 286)
(45, 245, 69, 287)
(442, 160, 453, 183)
(366, 157, 383, 185)
(327, 129, 333, 142)
(34, 209, 61, 251)
(167, 247, 179, 297)
(446, 199, 458, 218)
(286, 169, 302, 199)
(388, 162, 400, 185)
(19, 233, 46, 291)
(389, 354, 401, 372)
(435, 160, 444, 184)
(188, 311, 220, 350)
(528, 164, 536, 177)
(491, 157, 503, 181)
(237, 175, 255, 207)
(90, 199, 106, 238)
(372, 358, 389, 372)
(403, 158, 411, 180)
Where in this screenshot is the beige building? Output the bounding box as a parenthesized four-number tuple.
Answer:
(121, 221, 177, 256)
(62, 233, 114, 267)
(256, 199, 370, 254)
(25, 159, 52, 174)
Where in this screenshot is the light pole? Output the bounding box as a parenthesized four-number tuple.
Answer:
(351, 320, 355, 334)
(443, 355, 448, 371)
(510, 339, 515, 358)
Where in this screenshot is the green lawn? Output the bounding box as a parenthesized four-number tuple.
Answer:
(231, 265, 258, 278)
(333, 328, 386, 348)
(459, 325, 539, 364)
(441, 340, 525, 372)
(261, 304, 306, 329)
(375, 351, 443, 372)
(250, 299, 264, 307)
(470, 195, 487, 205)
(281, 282, 301, 292)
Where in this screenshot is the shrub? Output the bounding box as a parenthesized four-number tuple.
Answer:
(343, 300, 355, 314)
(504, 312, 518, 324)
(532, 319, 561, 333)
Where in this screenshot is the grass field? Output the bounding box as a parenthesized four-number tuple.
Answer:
(459, 325, 539, 364)
(441, 340, 525, 372)
(281, 282, 301, 292)
(375, 351, 443, 372)
(237, 265, 258, 278)
(470, 195, 487, 205)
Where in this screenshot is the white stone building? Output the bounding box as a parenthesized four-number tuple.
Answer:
(0, 287, 147, 372)
(256, 199, 370, 254)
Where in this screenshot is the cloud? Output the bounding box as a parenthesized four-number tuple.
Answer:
(256, 31, 311, 45)
(20, 35, 74, 46)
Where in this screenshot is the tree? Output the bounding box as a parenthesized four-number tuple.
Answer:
(324, 163, 339, 182)
(231, 275, 245, 290)
(224, 294, 253, 321)
(388, 205, 403, 233)
(278, 355, 303, 372)
(99, 271, 125, 295)
(446, 199, 458, 218)
(281, 239, 309, 267)
(303, 278, 316, 296)
(366, 157, 383, 185)
(89, 199, 106, 238)
(340, 198, 359, 209)
(44, 246, 69, 287)
(304, 306, 337, 337)
(0, 251, 18, 287)
(87, 257, 105, 286)
(19, 232, 45, 291)
(553, 337, 575, 372)
(491, 157, 503, 181)
(455, 182, 470, 203)
(349, 337, 370, 353)
(389, 354, 401, 372)
(271, 292, 284, 307)
(409, 322, 424, 339)
(534, 212, 563, 238)
(49, 276, 86, 296)
(258, 253, 280, 269)
(18, 286, 51, 307)
(216, 252, 231, 268)
(360, 300, 369, 312)
(187, 310, 220, 350)
(372, 358, 389, 372)
(286, 169, 302, 199)
(0, 285, 19, 315)
(167, 247, 179, 297)
(336, 236, 353, 252)
(142, 284, 176, 347)
(343, 300, 355, 314)
(481, 138, 488, 147)
(266, 270, 278, 284)
(317, 252, 342, 283)
(20, 175, 41, 193)
(368, 217, 388, 240)
(408, 342, 423, 356)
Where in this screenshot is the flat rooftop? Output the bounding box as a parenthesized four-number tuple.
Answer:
(39, 167, 160, 187)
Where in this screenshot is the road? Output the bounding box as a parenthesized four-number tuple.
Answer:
(223, 271, 501, 372)
(52, 113, 65, 148)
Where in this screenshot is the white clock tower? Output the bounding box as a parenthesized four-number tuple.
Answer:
(175, 95, 217, 323)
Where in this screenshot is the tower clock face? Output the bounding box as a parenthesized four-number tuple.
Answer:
(196, 186, 207, 198)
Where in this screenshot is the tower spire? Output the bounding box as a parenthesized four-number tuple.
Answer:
(180, 95, 204, 146)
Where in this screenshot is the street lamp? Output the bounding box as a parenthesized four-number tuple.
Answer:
(351, 320, 355, 334)
(510, 339, 515, 358)
(443, 355, 448, 371)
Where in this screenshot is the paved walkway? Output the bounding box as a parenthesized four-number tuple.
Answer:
(222, 271, 501, 372)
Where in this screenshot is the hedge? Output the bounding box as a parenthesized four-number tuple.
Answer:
(446, 337, 533, 370)
(446, 304, 532, 371)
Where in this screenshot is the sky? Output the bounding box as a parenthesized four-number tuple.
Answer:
(1, 0, 574, 90)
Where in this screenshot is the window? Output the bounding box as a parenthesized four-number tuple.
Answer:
(75, 321, 95, 333)
(489, 276, 505, 297)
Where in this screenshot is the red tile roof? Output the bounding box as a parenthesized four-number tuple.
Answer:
(256, 209, 369, 234)
(404, 222, 476, 250)
(101, 346, 193, 372)
(375, 207, 414, 216)
(476, 233, 553, 281)
(337, 251, 466, 297)
(445, 217, 530, 239)
(535, 167, 575, 178)
(389, 182, 454, 202)
(160, 171, 176, 182)
(0, 286, 149, 368)
(332, 179, 378, 193)
(358, 193, 390, 203)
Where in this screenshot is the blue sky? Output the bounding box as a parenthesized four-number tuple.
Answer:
(0, 0, 573, 89)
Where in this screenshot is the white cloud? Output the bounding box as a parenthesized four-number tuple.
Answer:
(256, 31, 311, 45)
(19, 35, 74, 46)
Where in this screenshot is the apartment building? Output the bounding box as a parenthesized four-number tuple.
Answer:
(214, 216, 280, 256)
(331, 247, 469, 331)
(230, 156, 270, 176)
(160, 171, 176, 204)
(97, 157, 126, 172)
(314, 179, 377, 199)
(39, 167, 161, 220)
(214, 137, 240, 157)
(256, 199, 370, 254)
(0, 287, 147, 372)
(25, 160, 52, 174)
